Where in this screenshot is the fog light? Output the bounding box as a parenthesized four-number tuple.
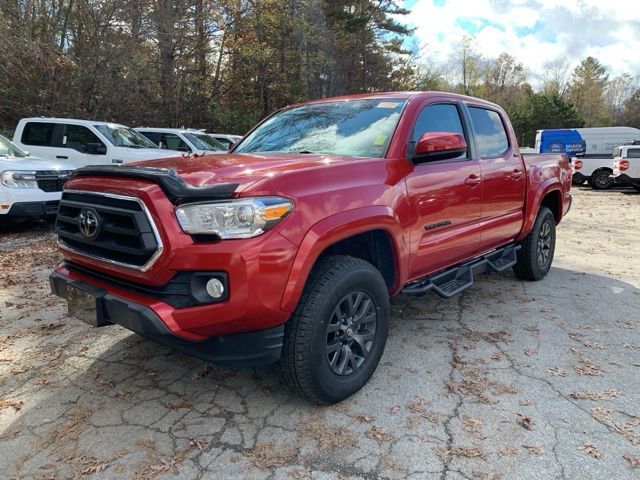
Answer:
(206, 278, 225, 298)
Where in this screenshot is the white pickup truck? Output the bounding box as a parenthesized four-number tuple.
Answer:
(612, 144, 640, 192)
(13, 118, 181, 168)
(0, 134, 75, 223)
(571, 157, 616, 189)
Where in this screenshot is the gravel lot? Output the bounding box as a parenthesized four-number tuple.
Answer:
(1, 187, 639, 480)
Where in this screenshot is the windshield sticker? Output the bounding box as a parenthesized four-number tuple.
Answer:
(376, 101, 400, 109)
(374, 134, 388, 146)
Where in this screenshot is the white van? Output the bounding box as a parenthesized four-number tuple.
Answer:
(612, 144, 640, 192)
(135, 128, 226, 154)
(0, 134, 75, 222)
(13, 118, 181, 168)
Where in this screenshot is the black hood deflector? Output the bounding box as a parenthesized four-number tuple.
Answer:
(71, 165, 239, 205)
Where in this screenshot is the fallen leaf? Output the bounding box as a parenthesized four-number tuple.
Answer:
(548, 367, 566, 377)
(365, 426, 392, 443)
(189, 438, 205, 450)
(624, 455, 640, 469)
(162, 401, 193, 410)
(522, 444, 544, 455)
(497, 447, 520, 456)
(390, 405, 400, 414)
(517, 414, 533, 430)
(580, 443, 602, 459)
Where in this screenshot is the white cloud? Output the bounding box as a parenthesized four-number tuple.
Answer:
(404, 0, 640, 87)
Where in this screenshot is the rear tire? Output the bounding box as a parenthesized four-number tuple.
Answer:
(588, 169, 613, 190)
(571, 173, 585, 186)
(280, 255, 389, 404)
(513, 207, 556, 281)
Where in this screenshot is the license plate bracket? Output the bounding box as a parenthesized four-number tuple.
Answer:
(67, 282, 107, 327)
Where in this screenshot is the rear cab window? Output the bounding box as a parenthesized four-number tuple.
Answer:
(627, 148, 640, 159)
(21, 122, 59, 146)
(468, 107, 509, 158)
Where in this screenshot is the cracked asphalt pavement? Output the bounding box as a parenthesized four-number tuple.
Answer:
(1, 187, 639, 479)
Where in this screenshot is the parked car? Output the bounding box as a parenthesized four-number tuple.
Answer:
(0, 134, 74, 223)
(135, 128, 227, 154)
(612, 144, 640, 191)
(571, 157, 615, 189)
(207, 133, 242, 149)
(49, 92, 572, 404)
(13, 118, 181, 168)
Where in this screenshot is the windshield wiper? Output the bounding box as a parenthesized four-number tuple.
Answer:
(297, 150, 316, 154)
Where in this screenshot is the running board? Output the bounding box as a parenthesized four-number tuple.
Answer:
(401, 244, 520, 299)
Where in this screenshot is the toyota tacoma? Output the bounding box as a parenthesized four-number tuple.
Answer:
(50, 92, 572, 404)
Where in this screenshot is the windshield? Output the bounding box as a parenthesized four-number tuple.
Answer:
(95, 125, 158, 149)
(0, 135, 28, 157)
(184, 132, 226, 151)
(235, 98, 407, 158)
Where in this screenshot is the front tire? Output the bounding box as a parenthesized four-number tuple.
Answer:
(588, 169, 613, 190)
(513, 206, 556, 281)
(280, 255, 390, 404)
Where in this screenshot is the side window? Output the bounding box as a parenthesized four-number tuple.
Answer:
(140, 131, 161, 146)
(160, 133, 190, 152)
(627, 149, 640, 158)
(215, 137, 232, 148)
(21, 122, 58, 146)
(468, 107, 509, 158)
(411, 103, 467, 158)
(63, 125, 105, 153)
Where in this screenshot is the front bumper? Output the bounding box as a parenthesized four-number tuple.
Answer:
(1, 200, 59, 218)
(613, 173, 639, 186)
(50, 271, 284, 367)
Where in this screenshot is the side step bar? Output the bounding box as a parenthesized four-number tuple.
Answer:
(401, 244, 521, 299)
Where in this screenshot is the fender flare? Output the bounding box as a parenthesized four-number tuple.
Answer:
(280, 206, 407, 312)
(517, 179, 563, 241)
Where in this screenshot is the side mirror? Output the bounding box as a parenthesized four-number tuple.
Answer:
(86, 142, 107, 155)
(413, 132, 467, 163)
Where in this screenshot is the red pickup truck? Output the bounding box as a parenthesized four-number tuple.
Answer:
(50, 92, 572, 404)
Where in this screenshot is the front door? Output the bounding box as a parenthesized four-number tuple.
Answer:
(404, 102, 483, 278)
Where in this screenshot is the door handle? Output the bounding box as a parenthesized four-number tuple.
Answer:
(56, 155, 69, 159)
(511, 169, 523, 180)
(464, 174, 481, 186)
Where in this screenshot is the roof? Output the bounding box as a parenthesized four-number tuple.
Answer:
(290, 91, 503, 111)
(135, 127, 205, 134)
(19, 117, 127, 127)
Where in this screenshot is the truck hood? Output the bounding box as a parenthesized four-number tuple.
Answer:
(0, 155, 76, 172)
(116, 148, 183, 162)
(133, 152, 357, 191)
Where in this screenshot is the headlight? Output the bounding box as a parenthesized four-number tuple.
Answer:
(1, 171, 38, 188)
(175, 197, 293, 238)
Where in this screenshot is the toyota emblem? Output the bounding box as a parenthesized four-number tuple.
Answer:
(78, 208, 100, 239)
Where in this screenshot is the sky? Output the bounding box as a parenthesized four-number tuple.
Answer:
(401, 0, 640, 86)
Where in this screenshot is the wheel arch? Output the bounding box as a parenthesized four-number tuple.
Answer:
(517, 181, 564, 241)
(280, 206, 407, 313)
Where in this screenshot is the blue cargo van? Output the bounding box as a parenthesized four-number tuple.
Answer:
(535, 129, 586, 157)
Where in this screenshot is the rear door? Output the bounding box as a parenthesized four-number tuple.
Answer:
(18, 121, 64, 161)
(466, 105, 525, 249)
(404, 101, 483, 278)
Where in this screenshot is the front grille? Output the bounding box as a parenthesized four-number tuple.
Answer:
(55, 190, 162, 270)
(36, 170, 72, 192)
